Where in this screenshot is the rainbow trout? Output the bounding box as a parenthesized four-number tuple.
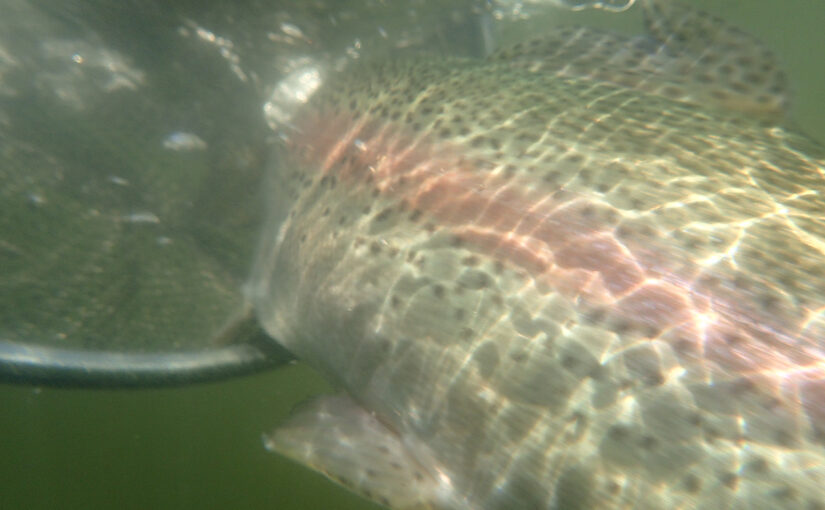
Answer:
(249, 1, 825, 508)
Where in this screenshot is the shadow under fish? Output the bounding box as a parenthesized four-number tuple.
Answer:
(250, 1, 825, 508)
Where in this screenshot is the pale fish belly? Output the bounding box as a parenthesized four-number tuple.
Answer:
(251, 1, 825, 509)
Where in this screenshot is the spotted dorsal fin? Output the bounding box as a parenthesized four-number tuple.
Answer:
(641, 0, 787, 119)
(491, 0, 788, 121)
(264, 395, 455, 510)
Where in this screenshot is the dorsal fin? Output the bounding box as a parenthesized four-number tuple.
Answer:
(641, 0, 787, 119)
(490, 0, 788, 121)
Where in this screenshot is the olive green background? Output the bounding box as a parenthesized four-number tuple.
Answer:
(0, 365, 383, 510)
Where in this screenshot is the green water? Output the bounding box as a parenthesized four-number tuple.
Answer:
(1, 2, 824, 510)
(0, 365, 382, 510)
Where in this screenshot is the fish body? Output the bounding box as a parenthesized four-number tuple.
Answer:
(250, 1, 825, 508)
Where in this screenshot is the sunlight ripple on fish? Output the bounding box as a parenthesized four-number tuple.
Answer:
(249, 1, 825, 508)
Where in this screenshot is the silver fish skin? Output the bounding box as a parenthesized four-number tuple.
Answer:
(250, 1, 825, 508)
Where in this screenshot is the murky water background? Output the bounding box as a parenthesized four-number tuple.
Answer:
(1, 1, 823, 509)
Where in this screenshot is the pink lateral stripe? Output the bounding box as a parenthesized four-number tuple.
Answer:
(452, 226, 552, 276)
(292, 110, 822, 383)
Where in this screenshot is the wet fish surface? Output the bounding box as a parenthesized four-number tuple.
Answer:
(250, 1, 825, 508)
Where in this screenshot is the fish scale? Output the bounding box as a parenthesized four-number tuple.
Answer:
(250, 1, 825, 508)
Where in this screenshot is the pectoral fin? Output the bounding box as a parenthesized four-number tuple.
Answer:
(264, 395, 449, 510)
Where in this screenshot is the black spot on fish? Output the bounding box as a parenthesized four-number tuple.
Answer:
(607, 424, 629, 440)
(772, 486, 798, 502)
(639, 435, 658, 451)
(612, 320, 633, 335)
(682, 474, 702, 493)
(758, 293, 780, 311)
(808, 500, 825, 510)
(462, 255, 480, 266)
(493, 260, 505, 274)
(642, 325, 661, 339)
(719, 472, 739, 490)
(510, 349, 528, 363)
(645, 371, 665, 387)
(746, 456, 770, 474)
(373, 206, 393, 223)
(703, 426, 721, 445)
(775, 428, 795, 447)
(606, 480, 621, 495)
